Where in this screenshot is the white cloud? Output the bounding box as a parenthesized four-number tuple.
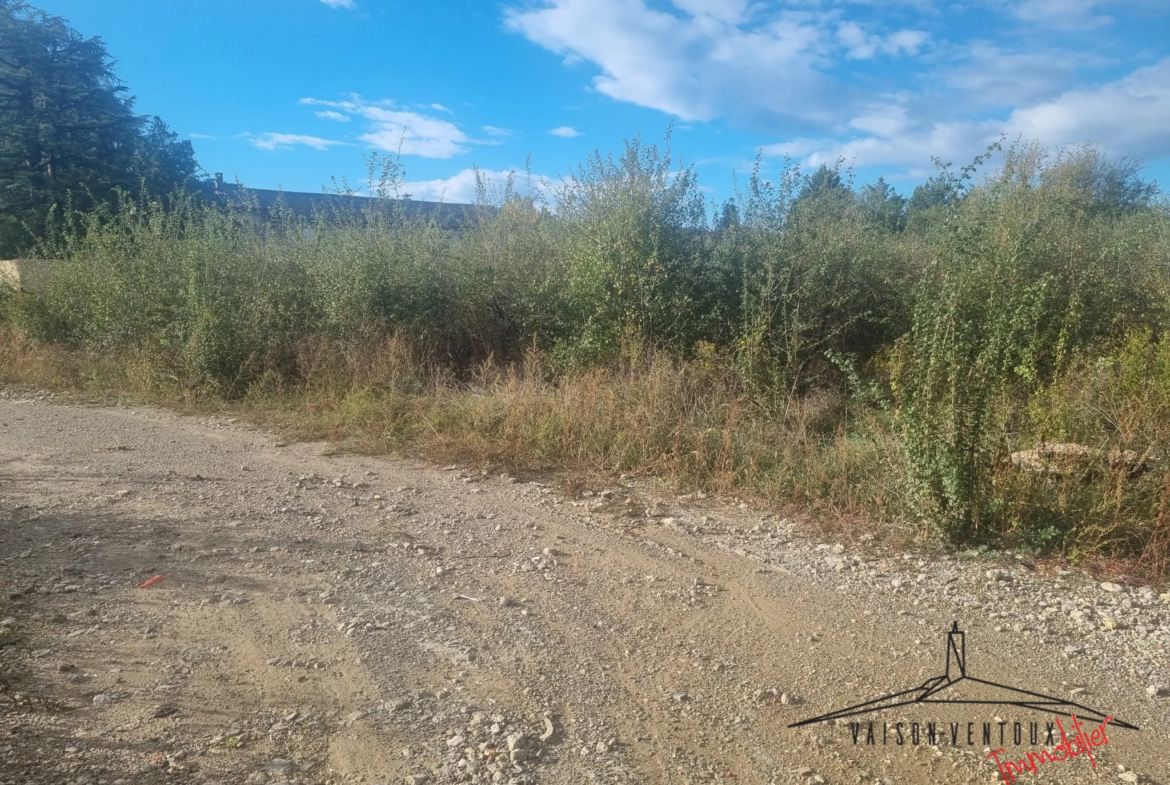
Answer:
(823, 0, 1132, 27)
(763, 119, 998, 171)
(357, 108, 470, 158)
(943, 43, 1082, 109)
(483, 125, 514, 137)
(1007, 57, 1170, 157)
(972, 0, 1165, 30)
(401, 168, 556, 205)
(1011, 0, 1113, 29)
(836, 22, 926, 59)
(249, 133, 348, 151)
(400, 170, 481, 203)
(503, 0, 1170, 178)
(765, 57, 1170, 172)
(885, 29, 928, 55)
(318, 0, 356, 9)
(189, 133, 217, 139)
(301, 96, 474, 158)
(430, 103, 452, 113)
(835, 21, 872, 58)
(315, 110, 350, 122)
(795, 0, 940, 8)
(505, 0, 843, 127)
(549, 126, 582, 137)
(847, 104, 911, 138)
(505, 0, 940, 131)
(668, 0, 752, 25)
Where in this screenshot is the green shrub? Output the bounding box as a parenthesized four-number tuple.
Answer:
(897, 141, 1170, 543)
(5, 135, 1170, 570)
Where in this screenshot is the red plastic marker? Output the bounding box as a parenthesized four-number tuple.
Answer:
(138, 575, 165, 588)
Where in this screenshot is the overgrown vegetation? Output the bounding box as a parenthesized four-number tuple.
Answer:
(3, 134, 1170, 576)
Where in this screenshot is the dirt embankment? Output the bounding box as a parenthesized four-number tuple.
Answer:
(1, 389, 1169, 785)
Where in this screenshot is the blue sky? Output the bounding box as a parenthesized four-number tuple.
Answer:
(33, 0, 1170, 208)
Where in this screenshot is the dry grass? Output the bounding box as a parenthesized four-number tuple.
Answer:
(291, 336, 907, 521)
(0, 328, 908, 540)
(0, 326, 179, 402)
(4, 326, 1168, 579)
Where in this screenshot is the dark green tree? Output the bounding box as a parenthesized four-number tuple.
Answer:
(133, 116, 201, 202)
(797, 164, 847, 201)
(906, 174, 957, 219)
(791, 163, 855, 223)
(0, 1, 200, 255)
(860, 176, 906, 232)
(715, 197, 740, 231)
(906, 143, 1004, 230)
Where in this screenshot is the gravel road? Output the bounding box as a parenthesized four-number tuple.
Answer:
(1, 389, 1168, 785)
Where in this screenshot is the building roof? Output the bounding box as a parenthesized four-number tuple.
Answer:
(201, 174, 484, 230)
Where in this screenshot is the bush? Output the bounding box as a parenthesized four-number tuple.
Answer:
(897, 141, 1170, 543)
(733, 156, 912, 406)
(4, 136, 1170, 571)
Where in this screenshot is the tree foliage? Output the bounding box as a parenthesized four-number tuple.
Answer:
(0, 0, 201, 255)
(860, 176, 906, 232)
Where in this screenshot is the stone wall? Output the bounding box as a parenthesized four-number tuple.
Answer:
(0, 259, 61, 294)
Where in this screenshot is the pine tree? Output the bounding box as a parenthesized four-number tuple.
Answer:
(860, 177, 906, 232)
(0, 0, 200, 255)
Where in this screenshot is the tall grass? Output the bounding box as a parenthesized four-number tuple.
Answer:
(3, 137, 1170, 573)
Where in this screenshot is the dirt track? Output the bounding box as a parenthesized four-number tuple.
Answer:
(1, 389, 1169, 785)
